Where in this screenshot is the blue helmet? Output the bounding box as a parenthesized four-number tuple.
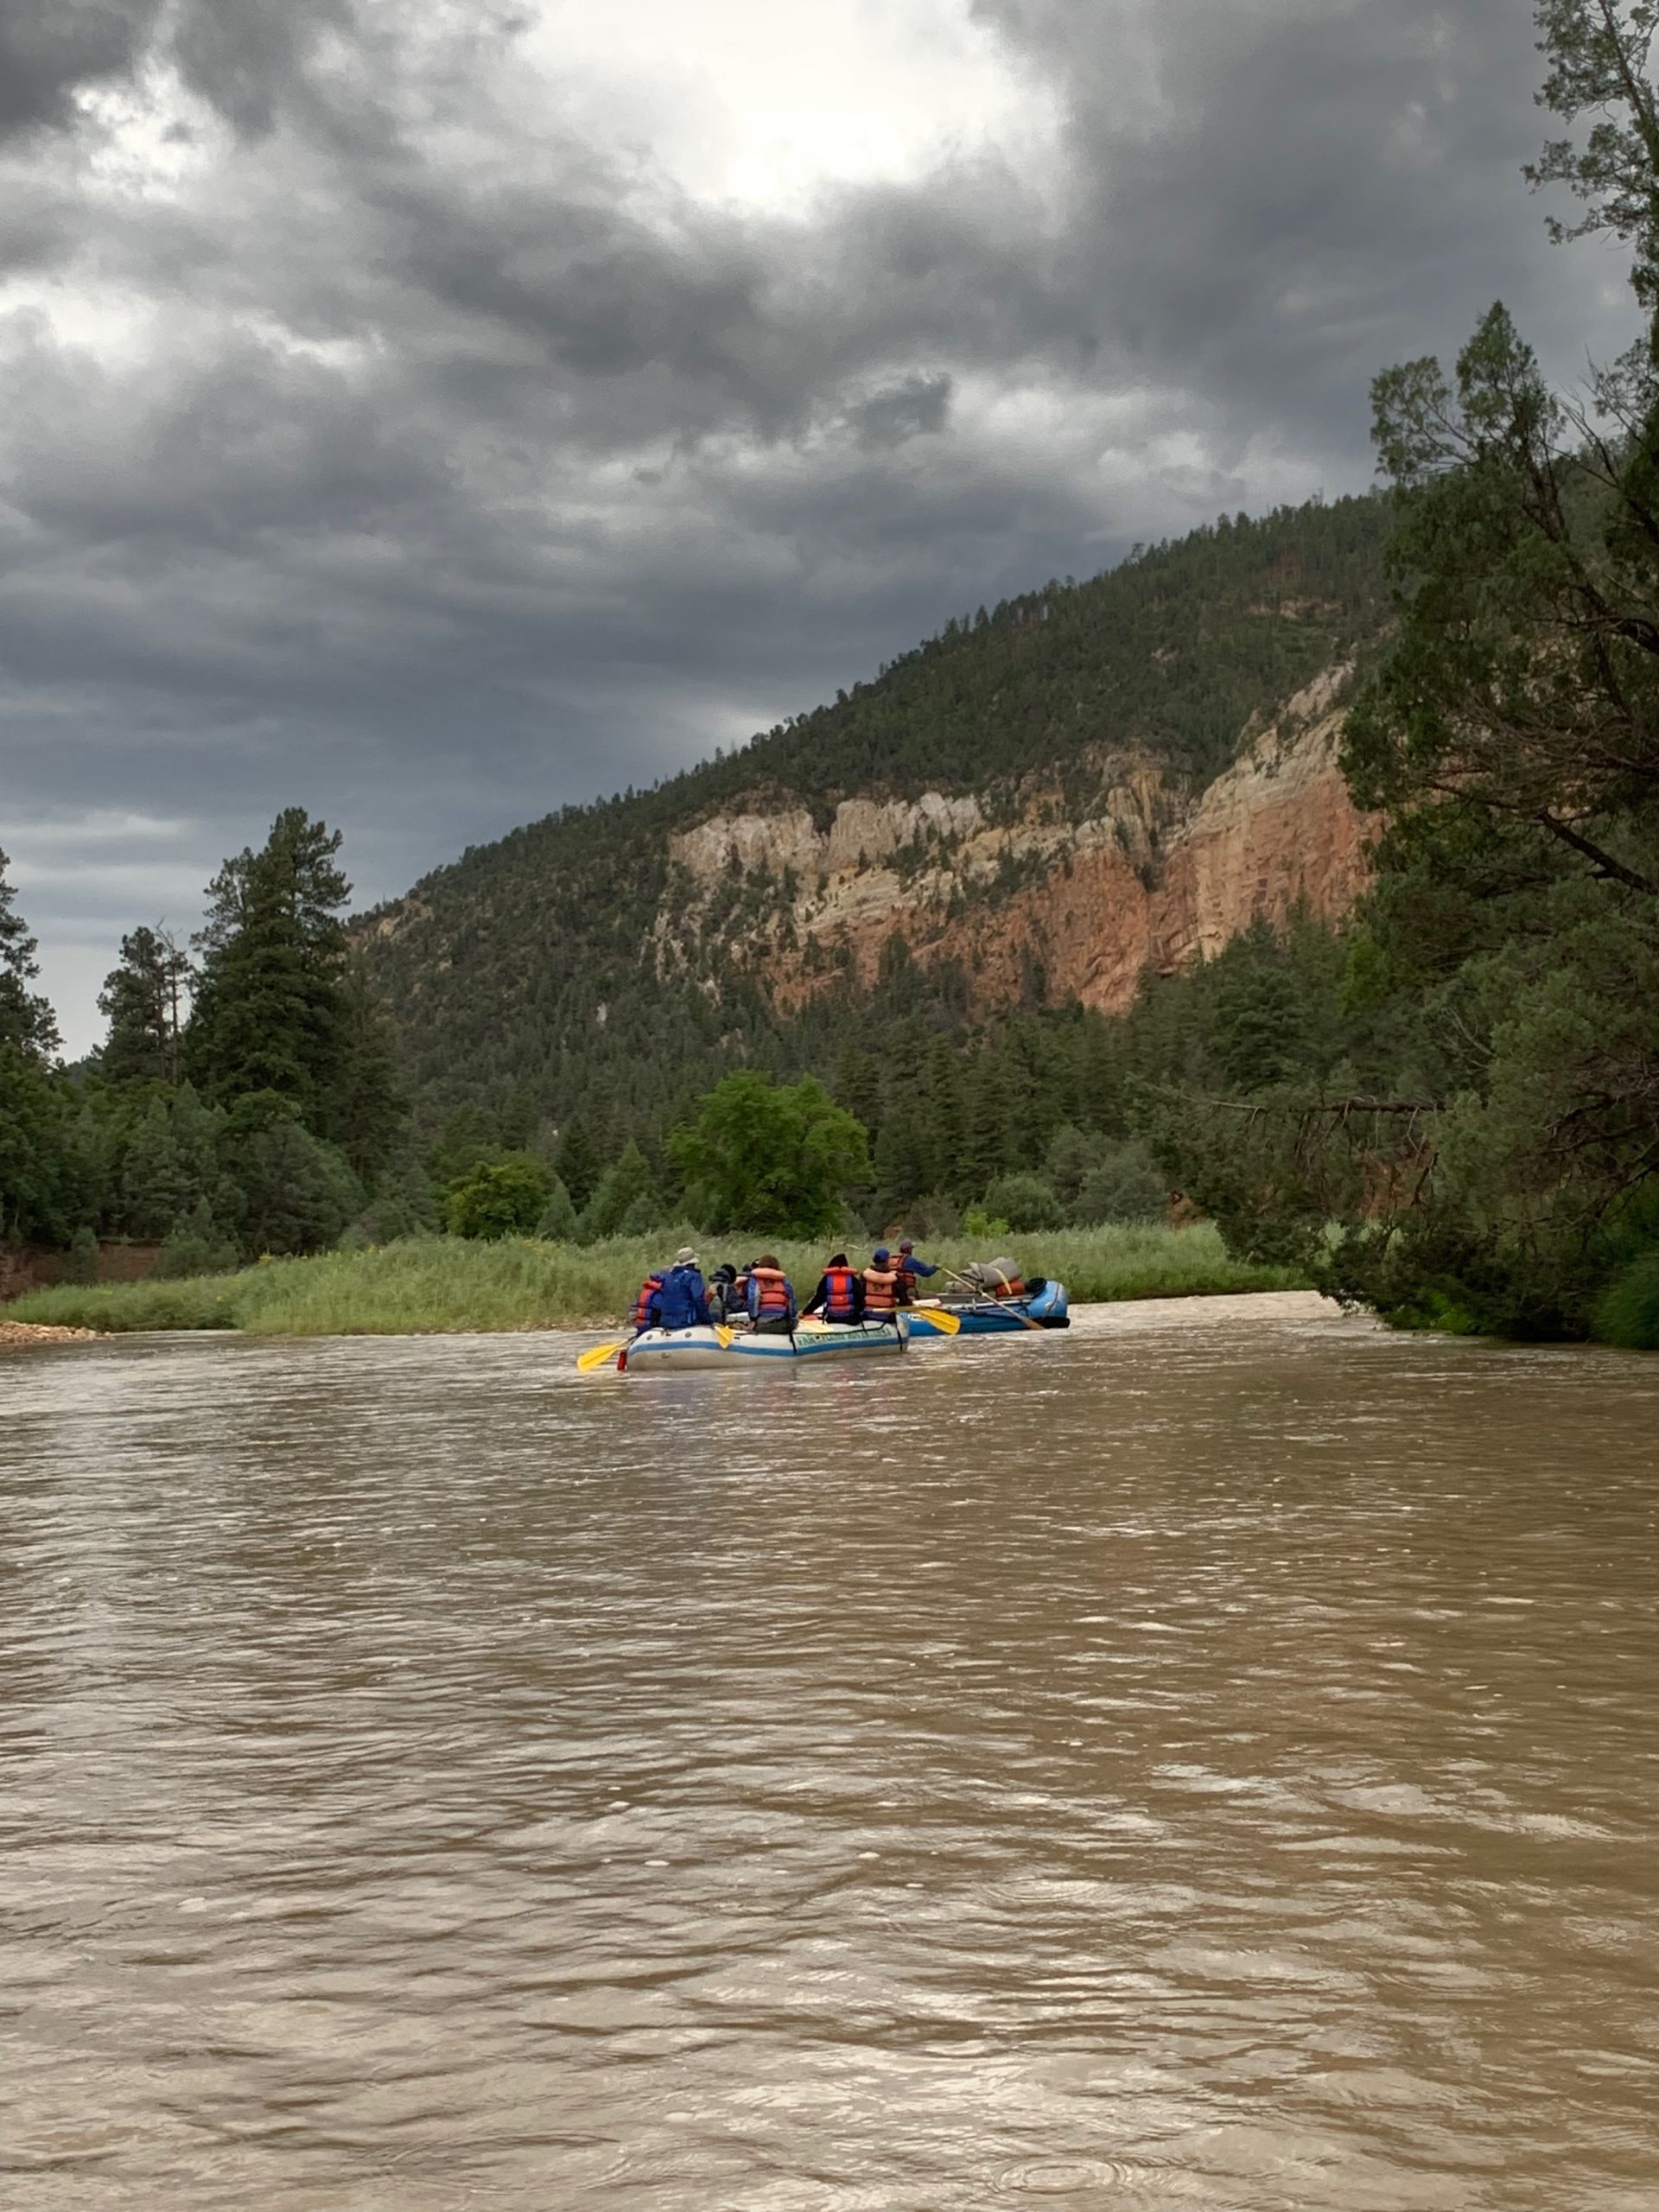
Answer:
(873, 1247, 891, 1263)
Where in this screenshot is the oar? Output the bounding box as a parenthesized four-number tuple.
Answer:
(912, 1303, 959, 1335)
(943, 1262, 1046, 1333)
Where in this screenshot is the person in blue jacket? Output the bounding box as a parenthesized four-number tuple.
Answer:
(645, 1246, 713, 1332)
(895, 1238, 939, 1286)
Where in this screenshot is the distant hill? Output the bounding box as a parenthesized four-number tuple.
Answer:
(359, 493, 1391, 1141)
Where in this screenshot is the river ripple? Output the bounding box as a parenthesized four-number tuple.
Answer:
(1, 1294, 1656, 2209)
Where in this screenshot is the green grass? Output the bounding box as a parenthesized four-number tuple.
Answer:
(6, 1223, 1308, 1337)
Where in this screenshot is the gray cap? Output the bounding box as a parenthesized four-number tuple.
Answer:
(674, 1246, 698, 1266)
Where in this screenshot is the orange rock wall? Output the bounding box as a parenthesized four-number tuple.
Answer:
(666, 676, 1377, 1020)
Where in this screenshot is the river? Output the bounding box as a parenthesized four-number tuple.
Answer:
(2, 1293, 1656, 2209)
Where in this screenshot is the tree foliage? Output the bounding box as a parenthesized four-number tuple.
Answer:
(0, 848, 60, 1062)
(98, 927, 191, 1086)
(446, 1154, 553, 1241)
(669, 1072, 869, 1236)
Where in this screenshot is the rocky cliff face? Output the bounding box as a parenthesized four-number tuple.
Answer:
(658, 665, 1374, 1016)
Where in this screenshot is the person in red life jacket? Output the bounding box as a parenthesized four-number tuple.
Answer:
(862, 1248, 902, 1320)
(630, 1268, 666, 1332)
(645, 1247, 713, 1332)
(746, 1254, 798, 1334)
(803, 1253, 863, 1324)
(894, 1238, 939, 1287)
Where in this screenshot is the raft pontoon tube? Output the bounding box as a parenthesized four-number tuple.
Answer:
(622, 1317, 908, 1370)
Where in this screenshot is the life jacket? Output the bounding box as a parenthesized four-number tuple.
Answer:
(632, 1272, 664, 1328)
(862, 1263, 898, 1316)
(822, 1264, 859, 1320)
(750, 1264, 793, 1319)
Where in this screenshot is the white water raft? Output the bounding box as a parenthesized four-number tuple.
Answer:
(623, 1317, 907, 1371)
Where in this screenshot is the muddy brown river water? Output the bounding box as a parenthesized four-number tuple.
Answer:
(2, 1293, 1656, 2209)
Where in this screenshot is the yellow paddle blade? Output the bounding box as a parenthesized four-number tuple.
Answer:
(920, 1306, 960, 1334)
(576, 1338, 629, 1372)
(715, 1324, 734, 1347)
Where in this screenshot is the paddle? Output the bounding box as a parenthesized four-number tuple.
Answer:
(912, 1303, 959, 1335)
(942, 1262, 1046, 1333)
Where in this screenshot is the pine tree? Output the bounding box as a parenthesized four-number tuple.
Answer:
(332, 962, 405, 1179)
(963, 1056, 1018, 1196)
(833, 1044, 883, 1140)
(98, 926, 191, 1085)
(0, 847, 60, 1062)
(118, 1085, 235, 1240)
(186, 810, 353, 1131)
(924, 1035, 969, 1195)
(427, 1103, 497, 1193)
(582, 1137, 662, 1239)
(217, 1092, 361, 1256)
(552, 1116, 601, 1211)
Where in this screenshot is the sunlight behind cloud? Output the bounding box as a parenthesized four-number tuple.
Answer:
(526, 0, 1061, 211)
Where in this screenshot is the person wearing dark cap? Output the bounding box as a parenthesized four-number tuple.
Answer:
(645, 1246, 712, 1332)
(803, 1252, 863, 1323)
(707, 1262, 739, 1322)
(894, 1237, 939, 1287)
(862, 1247, 902, 1319)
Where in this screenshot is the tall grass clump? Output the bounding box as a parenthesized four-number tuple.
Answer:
(6, 1223, 1307, 1336)
(1593, 1249, 1659, 1351)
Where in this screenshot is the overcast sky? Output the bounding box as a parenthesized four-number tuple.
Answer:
(0, 0, 1639, 1052)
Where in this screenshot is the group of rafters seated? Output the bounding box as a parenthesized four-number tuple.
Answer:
(629, 1239, 1020, 1335)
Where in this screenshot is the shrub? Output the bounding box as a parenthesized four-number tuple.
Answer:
(446, 1154, 553, 1240)
(63, 1224, 100, 1285)
(962, 1208, 1012, 1241)
(1071, 1141, 1167, 1225)
(982, 1173, 1065, 1231)
(156, 1198, 242, 1279)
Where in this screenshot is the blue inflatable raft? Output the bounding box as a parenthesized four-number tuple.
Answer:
(622, 1316, 908, 1370)
(906, 1278, 1070, 1338)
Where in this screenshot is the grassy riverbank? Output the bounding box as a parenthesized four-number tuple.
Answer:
(5, 1224, 1306, 1336)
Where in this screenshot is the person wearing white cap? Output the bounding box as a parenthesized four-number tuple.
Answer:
(644, 1248, 712, 1332)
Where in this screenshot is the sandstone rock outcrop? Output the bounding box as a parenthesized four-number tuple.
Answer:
(660, 664, 1375, 1017)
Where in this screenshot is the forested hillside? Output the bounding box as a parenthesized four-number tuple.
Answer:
(360, 493, 1390, 1147)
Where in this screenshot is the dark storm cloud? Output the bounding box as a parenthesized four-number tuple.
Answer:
(976, 0, 1598, 434)
(0, 0, 1639, 1046)
(0, 2, 162, 137)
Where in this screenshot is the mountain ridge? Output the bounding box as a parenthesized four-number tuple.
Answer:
(359, 493, 1391, 1126)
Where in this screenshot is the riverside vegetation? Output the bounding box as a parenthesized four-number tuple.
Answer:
(3, 1, 1658, 1351)
(5, 1225, 1298, 1337)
